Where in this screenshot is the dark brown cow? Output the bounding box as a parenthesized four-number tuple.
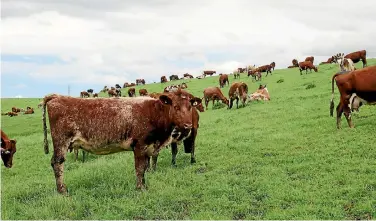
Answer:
(42, 90, 201, 194)
(183, 73, 193, 78)
(203, 70, 216, 77)
(180, 83, 188, 89)
(139, 89, 148, 96)
(93, 93, 98, 98)
(123, 82, 130, 88)
(247, 70, 262, 81)
(298, 61, 318, 75)
(305, 56, 314, 63)
(80, 91, 90, 98)
(161, 76, 168, 83)
(292, 59, 299, 67)
(344, 50, 367, 67)
(169, 75, 179, 81)
(136, 79, 146, 85)
(237, 67, 247, 73)
(203, 87, 229, 110)
(128, 88, 136, 97)
(329, 66, 376, 128)
(108, 89, 119, 97)
(257, 65, 272, 76)
(5, 112, 18, 117)
(1, 129, 17, 168)
(219, 74, 229, 88)
(270, 62, 276, 71)
(228, 82, 248, 109)
(11, 107, 20, 113)
(287, 65, 296, 68)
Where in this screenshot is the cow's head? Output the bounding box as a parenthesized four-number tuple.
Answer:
(158, 89, 202, 138)
(1, 138, 17, 168)
(314, 66, 318, 72)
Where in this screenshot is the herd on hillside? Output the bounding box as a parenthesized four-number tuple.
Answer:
(1, 49, 375, 196)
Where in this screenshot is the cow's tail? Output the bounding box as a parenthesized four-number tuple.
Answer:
(42, 94, 59, 154)
(330, 74, 340, 117)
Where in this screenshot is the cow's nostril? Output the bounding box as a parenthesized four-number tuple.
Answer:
(184, 124, 192, 129)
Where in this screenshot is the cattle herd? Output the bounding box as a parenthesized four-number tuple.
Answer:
(1, 49, 375, 196)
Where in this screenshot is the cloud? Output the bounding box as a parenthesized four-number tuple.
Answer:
(1, 0, 376, 97)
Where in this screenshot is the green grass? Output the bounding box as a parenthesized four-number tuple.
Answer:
(1, 60, 376, 220)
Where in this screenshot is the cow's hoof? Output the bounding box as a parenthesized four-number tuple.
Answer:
(191, 159, 196, 164)
(171, 164, 177, 168)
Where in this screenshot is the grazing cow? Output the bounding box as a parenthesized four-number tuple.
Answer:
(298, 61, 318, 75)
(169, 75, 179, 81)
(183, 73, 193, 78)
(219, 74, 229, 88)
(128, 88, 136, 97)
(237, 67, 247, 73)
(234, 71, 240, 79)
(115, 84, 122, 89)
(1, 129, 17, 168)
(305, 56, 314, 63)
(150, 90, 203, 170)
(228, 82, 248, 109)
(203, 70, 216, 77)
(161, 76, 168, 83)
(287, 65, 296, 68)
(257, 65, 273, 76)
(139, 89, 148, 96)
(180, 83, 188, 89)
(329, 66, 376, 128)
(80, 91, 90, 98)
(11, 107, 20, 113)
(248, 70, 262, 81)
(42, 90, 201, 194)
(136, 79, 146, 85)
(344, 50, 367, 67)
(87, 89, 94, 94)
(248, 84, 270, 102)
(24, 108, 35, 114)
(270, 62, 276, 71)
(203, 87, 229, 110)
(108, 89, 119, 97)
(292, 59, 299, 67)
(93, 93, 99, 98)
(123, 82, 130, 88)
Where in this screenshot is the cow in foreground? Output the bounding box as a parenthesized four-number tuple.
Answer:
(229, 82, 248, 109)
(203, 87, 229, 110)
(1, 129, 17, 168)
(329, 66, 376, 128)
(42, 90, 201, 194)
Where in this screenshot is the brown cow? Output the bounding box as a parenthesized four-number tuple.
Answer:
(136, 79, 146, 85)
(80, 91, 90, 98)
(11, 107, 20, 113)
(128, 88, 136, 97)
(93, 93, 98, 98)
(42, 90, 202, 194)
(344, 50, 367, 68)
(203, 70, 216, 77)
(203, 87, 229, 110)
(161, 76, 168, 83)
(123, 82, 130, 88)
(298, 61, 318, 75)
(248, 84, 270, 101)
(1, 129, 17, 168)
(257, 65, 272, 76)
(270, 62, 276, 71)
(219, 74, 229, 88)
(108, 89, 119, 97)
(287, 65, 297, 68)
(5, 112, 18, 117)
(180, 83, 188, 89)
(169, 75, 179, 81)
(247, 70, 262, 81)
(237, 67, 247, 73)
(139, 89, 148, 96)
(24, 108, 35, 114)
(305, 56, 314, 63)
(329, 66, 376, 128)
(228, 82, 248, 109)
(292, 59, 299, 67)
(183, 73, 193, 78)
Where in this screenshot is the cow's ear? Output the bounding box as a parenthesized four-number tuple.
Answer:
(190, 97, 202, 106)
(159, 95, 172, 105)
(10, 139, 16, 144)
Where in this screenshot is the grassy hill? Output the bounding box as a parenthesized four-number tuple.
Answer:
(1, 60, 376, 220)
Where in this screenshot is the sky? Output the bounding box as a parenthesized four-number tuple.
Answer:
(1, 0, 376, 98)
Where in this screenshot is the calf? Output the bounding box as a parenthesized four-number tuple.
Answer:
(42, 90, 201, 194)
(298, 61, 318, 75)
(219, 74, 229, 88)
(80, 91, 90, 98)
(229, 82, 248, 109)
(139, 89, 148, 96)
(203, 87, 229, 109)
(128, 88, 136, 97)
(329, 66, 376, 128)
(1, 129, 17, 168)
(344, 50, 367, 68)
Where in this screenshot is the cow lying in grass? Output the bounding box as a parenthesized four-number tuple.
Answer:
(248, 85, 270, 102)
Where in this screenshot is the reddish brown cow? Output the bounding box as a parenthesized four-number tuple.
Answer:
(203, 70, 216, 77)
(203, 87, 229, 110)
(128, 88, 136, 97)
(292, 59, 299, 67)
(11, 107, 20, 113)
(344, 50, 367, 67)
(5, 112, 18, 117)
(288, 65, 296, 68)
(139, 89, 148, 96)
(24, 108, 34, 114)
(247, 70, 262, 81)
(298, 61, 318, 75)
(123, 82, 130, 88)
(161, 76, 168, 83)
(237, 68, 247, 73)
(219, 74, 229, 88)
(136, 79, 146, 85)
(329, 66, 376, 128)
(257, 65, 273, 76)
(80, 91, 90, 98)
(228, 82, 248, 109)
(93, 93, 98, 98)
(108, 89, 119, 97)
(1, 129, 17, 168)
(270, 62, 276, 71)
(183, 73, 193, 78)
(305, 56, 314, 63)
(42, 90, 202, 194)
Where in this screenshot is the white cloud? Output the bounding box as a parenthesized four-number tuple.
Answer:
(15, 95, 23, 98)
(1, 0, 376, 92)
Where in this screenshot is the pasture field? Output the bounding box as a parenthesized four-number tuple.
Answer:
(1, 60, 376, 220)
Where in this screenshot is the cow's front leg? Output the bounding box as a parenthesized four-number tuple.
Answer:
(343, 101, 354, 128)
(51, 140, 68, 195)
(171, 142, 178, 167)
(134, 149, 148, 190)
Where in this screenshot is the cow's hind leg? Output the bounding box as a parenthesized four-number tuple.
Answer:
(236, 97, 239, 109)
(171, 142, 178, 167)
(51, 138, 69, 195)
(343, 100, 354, 128)
(134, 148, 149, 190)
(336, 102, 344, 129)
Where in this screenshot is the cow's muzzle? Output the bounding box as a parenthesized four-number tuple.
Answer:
(184, 124, 192, 130)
